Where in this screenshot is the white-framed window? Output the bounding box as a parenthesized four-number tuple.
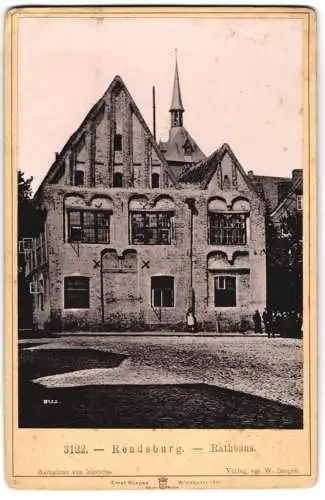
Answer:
(24, 233, 47, 273)
(214, 276, 236, 307)
(18, 238, 33, 254)
(297, 195, 303, 211)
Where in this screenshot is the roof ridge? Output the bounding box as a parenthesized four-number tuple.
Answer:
(35, 75, 179, 198)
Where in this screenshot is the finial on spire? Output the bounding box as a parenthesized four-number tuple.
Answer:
(174, 49, 179, 72)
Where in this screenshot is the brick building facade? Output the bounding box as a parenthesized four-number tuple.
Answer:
(23, 62, 301, 333)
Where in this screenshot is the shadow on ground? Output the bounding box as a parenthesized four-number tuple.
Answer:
(18, 346, 302, 429)
(19, 347, 126, 379)
(19, 382, 302, 429)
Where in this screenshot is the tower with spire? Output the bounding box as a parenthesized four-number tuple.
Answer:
(159, 50, 206, 180)
(170, 50, 184, 128)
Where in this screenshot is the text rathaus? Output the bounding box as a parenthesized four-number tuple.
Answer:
(24, 57, 302, 333)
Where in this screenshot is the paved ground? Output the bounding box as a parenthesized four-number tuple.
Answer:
(18, 334, 303, 429)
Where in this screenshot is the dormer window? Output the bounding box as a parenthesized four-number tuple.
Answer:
(184, 141, 192, 156)
(114, 133, 122, 151)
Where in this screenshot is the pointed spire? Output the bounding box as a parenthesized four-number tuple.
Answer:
(170, 49, 184, 112)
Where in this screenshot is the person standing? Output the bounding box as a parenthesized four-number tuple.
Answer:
(262, 308, 271, 337)
(297, 312, 303, 338)
(253, 310, 262, 334)
(186, 309, 196, 333)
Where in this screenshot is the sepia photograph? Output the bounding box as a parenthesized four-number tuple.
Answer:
(5, 5, 316, 489)
(17, 13, 304, 431)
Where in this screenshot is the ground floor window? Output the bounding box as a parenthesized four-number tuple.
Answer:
(64, 276, 90, 309)
(151, 276, 174, 307)
(214, 276, 236, 307)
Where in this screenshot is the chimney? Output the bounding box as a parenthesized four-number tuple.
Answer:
(55, 152, 59, 160)
(247, 170, 254, 179)
(292, 169, 302, 185)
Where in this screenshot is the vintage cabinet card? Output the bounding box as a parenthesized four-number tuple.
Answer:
(4, 5, 316, 489)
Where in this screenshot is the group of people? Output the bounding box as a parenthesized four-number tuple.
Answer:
(253, 309, 303, 338)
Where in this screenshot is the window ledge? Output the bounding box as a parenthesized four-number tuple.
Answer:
(210, 306, 238, 310)
(103, 269, 137, 273)
(151, 306, 176, 310)
(63, 308, 90, 312)
(66, 242, 111, 245)
(208, 243, 249, 247)
(130, 243, 175, 246)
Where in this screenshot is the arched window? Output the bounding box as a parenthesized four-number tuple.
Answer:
(151, 173, 160, 188)
(113, 172, 123, 188)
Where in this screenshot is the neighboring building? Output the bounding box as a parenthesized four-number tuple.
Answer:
(248, 171, 293, 212)
(18, 172, 46, 331)
(265, 170, 303, 313)
(22, 62, 301, 333)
